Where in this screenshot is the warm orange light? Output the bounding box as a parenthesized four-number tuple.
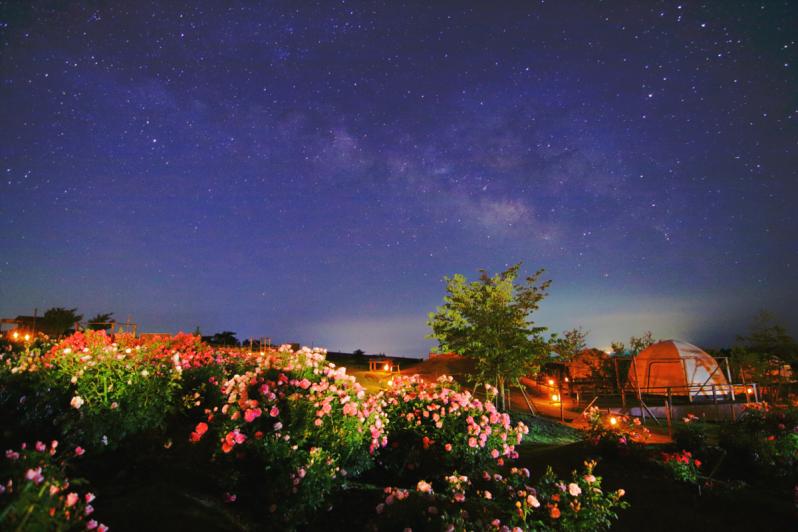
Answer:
(550, 394, 559, 402)
(387, 379, 393, 386)
(609, 416, 618, 426)
(547, 378, 555, 386)
(746, 387, 753, 394)
(564, 377, 569, 383)
(23, 334, 30, 341)
(12, 331, 19, 340)
(383, 363, 390, 371)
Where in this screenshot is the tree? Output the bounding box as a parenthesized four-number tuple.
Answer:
(41, 307, 83, 337)
(551, 327, 589, 361)
(204, 331, 240, 347)
(736, 310, 797, 368)
(611, 331, 655, 357)
(87, 312, 114, 331)
(731, 311, 798, 395)
(427, 263, 551, 410)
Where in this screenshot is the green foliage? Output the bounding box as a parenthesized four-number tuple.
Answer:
(41, 308, 83, 337)
(550, 327, 588, 362)
(659, 450, 702, 485)
(731, 312, 798, 391)
(0, 441, 107, 531)
(377, 375, 528, 479)
(374, 461, 628, 531)
(203, 331, 241, 347)
(427, 263, 551, 408)
(718, 404, 798, 481)
(191, 346, 387, 527)
(48, 351, 181, 450)
(86, 313, 114, 331)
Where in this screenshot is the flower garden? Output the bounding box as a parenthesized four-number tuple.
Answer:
(2, 331, 797, 530)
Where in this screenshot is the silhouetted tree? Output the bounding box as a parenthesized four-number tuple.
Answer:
(87, 313, 114, 331)
(41, 307, 83, 336)
(204, 331, 240, 347)
(551, 327, 589, 361)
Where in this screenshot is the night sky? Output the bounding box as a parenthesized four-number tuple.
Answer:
(1, 1, 796, 355)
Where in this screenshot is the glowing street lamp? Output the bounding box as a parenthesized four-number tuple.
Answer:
(11, 331, 19, 341)
(23, 333, 31, 342)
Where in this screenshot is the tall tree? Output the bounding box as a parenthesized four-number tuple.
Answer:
(629, 331, 655, 355)
(41, 307, 83, 336)
(427, 263, 551, 410)
(205, 331, 240, 347)
(551, 327, 589, 361)
(87, 312, 114, 331)
(737, 310, 797, 367)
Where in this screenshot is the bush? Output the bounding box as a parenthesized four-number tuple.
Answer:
(377, 375, 528, 479)
(190, 345, 388, 526)
(659, 450, 702, 485)
(374, 460, 628, 531)
(673, 414, 713, 457)
(582, 407, 649, 457)
(40, 331, 182, 450)
(0, 440, 107, 531)
(718, 403, 798, 482)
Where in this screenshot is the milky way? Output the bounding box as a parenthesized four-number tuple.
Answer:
(1, 1, 796, 354)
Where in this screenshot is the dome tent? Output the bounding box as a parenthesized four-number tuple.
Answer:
(627, 340, 731, 399)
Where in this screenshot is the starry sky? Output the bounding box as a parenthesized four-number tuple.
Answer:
(1, 1, 796, 355)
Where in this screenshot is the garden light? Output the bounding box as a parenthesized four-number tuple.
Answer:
(383, 363, 390, 371)
(746, 387, 753, 394)
(547, 378, 555, 386)
(550, 394, 559, 402)
(12, 331, 19, 340)
(609, 416, 618, 426)
(564, 377, 569, 383)
(24, 334, 30, 341)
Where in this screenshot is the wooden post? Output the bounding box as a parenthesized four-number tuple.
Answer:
(614, 357, 626, 408)
(667, 387, 673, 422)
(665, 398, 672, 439)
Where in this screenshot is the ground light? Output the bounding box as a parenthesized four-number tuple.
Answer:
(609, 416, 618, 426)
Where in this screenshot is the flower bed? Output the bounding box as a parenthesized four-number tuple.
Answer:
(378, 375, 528, 478)
(374, 461, 627, 531)
(0, 440, 107, 531)
(189, 345, 388, 525)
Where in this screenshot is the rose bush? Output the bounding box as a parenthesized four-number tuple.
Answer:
(189, 345, 388, 526)
(377, 375, 528, 478)
(718, 403, 798, 481)
(0, 440, 107, 531)
(660, 450, 702, 485)
(38, 331, 182, 450)
(583, 407, 649, 456)
(374, 460, 627, 531)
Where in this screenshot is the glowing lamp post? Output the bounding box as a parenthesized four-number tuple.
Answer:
(609, 416, 618, 427)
